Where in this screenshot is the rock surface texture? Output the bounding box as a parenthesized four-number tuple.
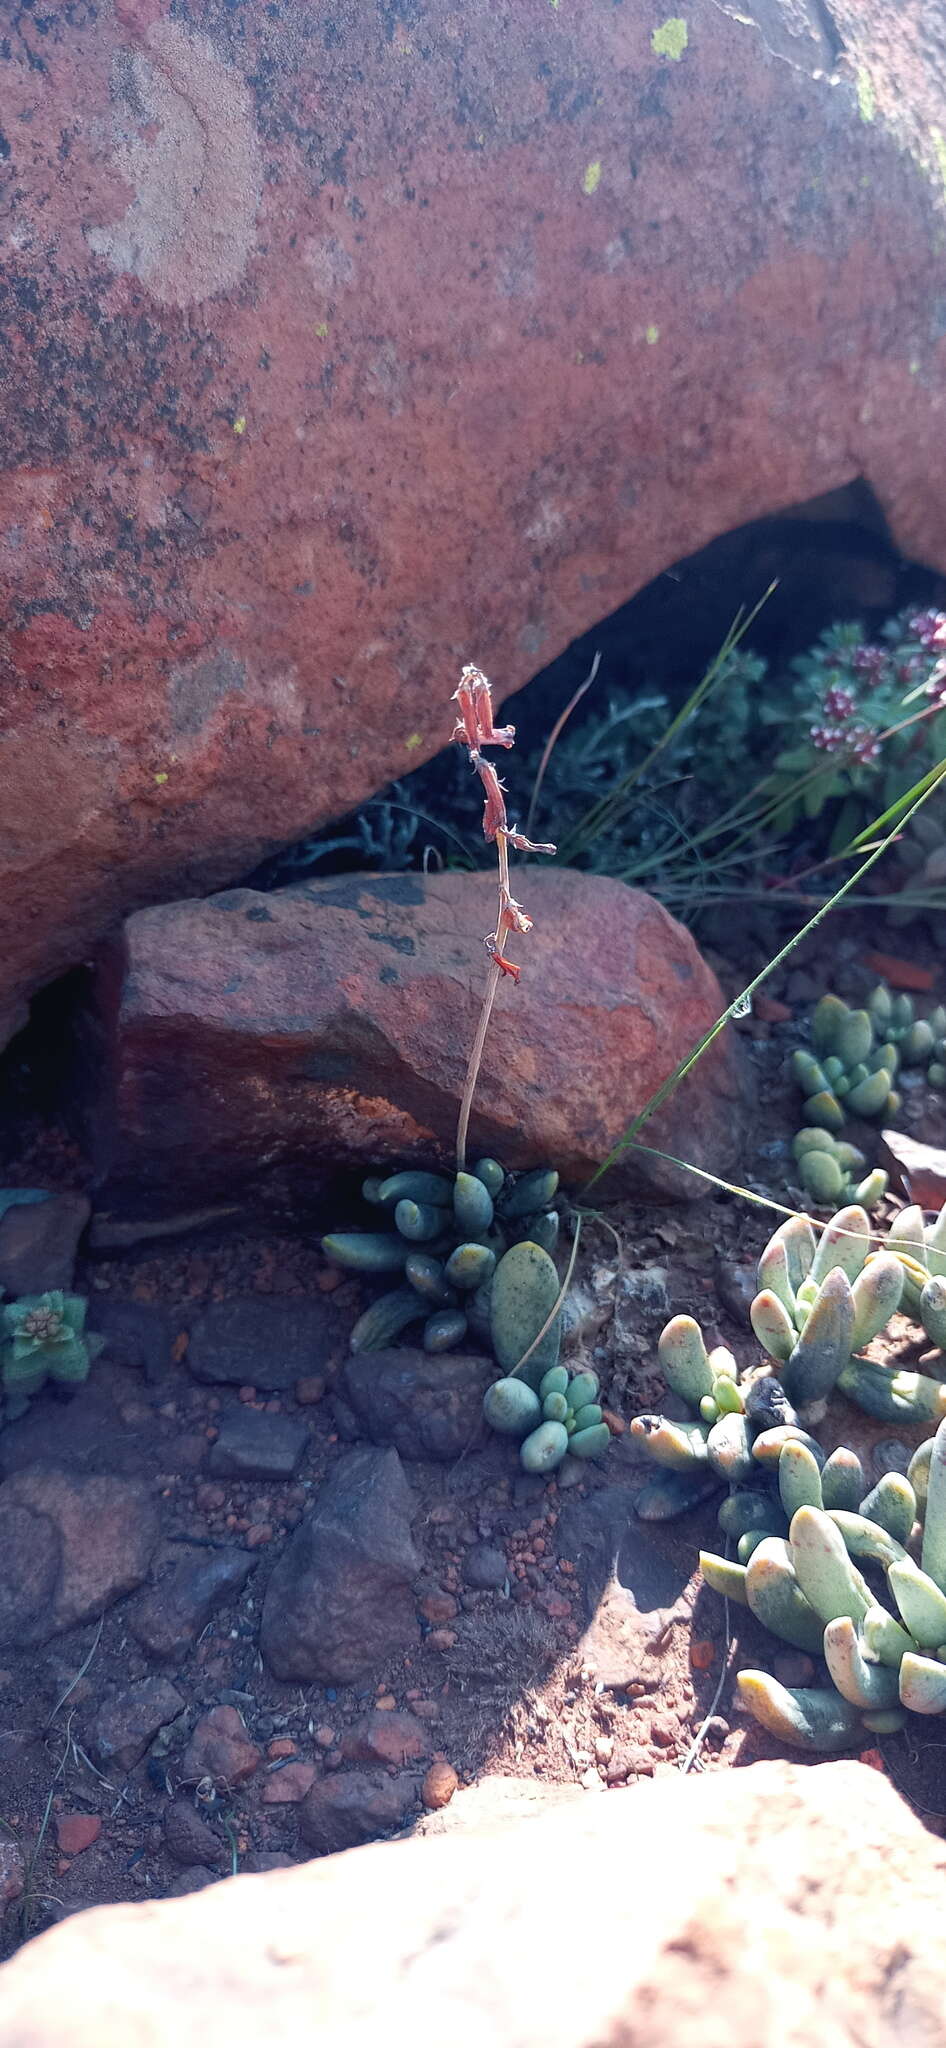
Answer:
(259, 1446, 421, 1683)
(88, 869, 745, 1199)
(2, 0, 946, 1045)
(2, 1761, 946, 2044)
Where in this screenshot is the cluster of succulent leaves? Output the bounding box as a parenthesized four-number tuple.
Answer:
(701, 1419, 946, 1752)
(630, 1198, 946, 1748)
(323, 1161, 561, 1358)
(323, 1160, 613, 1479)
(484, 1365, 609, 1474)
(789, 983, 946, 1211)
(1, 1292, 102, 1422)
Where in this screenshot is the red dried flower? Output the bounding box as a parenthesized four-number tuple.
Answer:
(476, 757, 509, 842)
(452, 665, 516, 751)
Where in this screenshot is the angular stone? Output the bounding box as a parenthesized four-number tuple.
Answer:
(3, 1, 946, 1055)
(85, 1301, 175, 1384)
(186, 1300, 343, 1392)
(180, 1707, 261, 1790)
(462, 1543, 508, 1591)
(0, 1468, 159, 1647)
(128, 1546, 256, 1662)
(90, 1679, 185, 1774)
(162, 1802, 227, 1873)
(88, 872, 745, 1201)
(207, 1409, 309, 1480)
(298, 1772, 419, 1857)
(342, 1712, 430, 1769)
(0, 1193, 91, 1296)
(342, 1351, 495, 1464)
(879, 1129, 946, 1211)
(261, 1762, 317, 1806)
(55, 1814, 101, 1857)
(260, 1448, 420, 1684)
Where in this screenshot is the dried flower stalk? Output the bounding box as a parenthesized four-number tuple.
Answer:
(452, 664, 556, 1169)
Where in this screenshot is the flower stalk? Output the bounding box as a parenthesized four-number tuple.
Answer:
(452, 664, 555, 1169)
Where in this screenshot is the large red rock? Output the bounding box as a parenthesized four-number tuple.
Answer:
(1, 1761, 945, 2044)
(2, 0, 946, 1046)
(86, 869, 745, 1202)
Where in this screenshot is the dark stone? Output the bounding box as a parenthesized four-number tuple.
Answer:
(260, 1447, 420, 1684)
(86, 1301, 175, 1384)
(128, 1546, 256, 1661)
(0, 1193, 91, 1296)
(342, 1350, 495, 1462)
(714, 1259, 758, 1323)
(163, 1801, 228, 1871)
(186, 1299, 343, 1392)
(207, 1409, 309, 1480)
(298, 1771, 419, 1856)
(463, 1542, 508, 1591)
(90, 1678, 186, 1773)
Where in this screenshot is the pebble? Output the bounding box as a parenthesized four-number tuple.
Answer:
(180, 1706, 261, 1787)
(427, 1629, 457, 1651)
(463, 1543, 507, 1591)
(421, 1761, 459, 1811)
(295, 1376, 326, 1405)
(689, 1639, 716, 1672)
(261, 1762, 317, 1804)
(418, 1589, 459, 1625)
(314, 1725, 337, 1748)
(55, 1814, 101, 1857)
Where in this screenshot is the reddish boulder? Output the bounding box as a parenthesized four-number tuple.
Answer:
(0, 1468, 160, 1646)
(88, 869, 745, 1201)
(2, 1, 946, 1045)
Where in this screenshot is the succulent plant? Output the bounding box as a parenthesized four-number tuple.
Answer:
(1, 1292, 104, 1421)
(748, 1204, 910, 1422)
(792, 993, 900, 1138)
(513, 1365, 610, 1473)
(324, 1159, 564, 1363)
(701, 1418, 946, 1750)
(790, 1129, 887, 1212)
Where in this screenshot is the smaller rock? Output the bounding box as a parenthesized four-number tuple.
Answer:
(421, 1762, 458, 1811)
(715, 1259, 758, 1322)
(261, 1762, 317, 1804)
(878, 1130, 946, 1211)
(207, 1410, 309, 1480)
(342, 1351, 495, 1462)
(85, 1300, 173, 1383)
(0, 1193, 91, 1296)
(427, 1629, 457, 1652)
(180, 1707, 261, 1788)
(55, 1814, 101, 1856)
(128, 1545, 256, 1661)
(187, 1299, 343, 1391)
(0, 1469, 160, 1646)
(260, 1447, 420, 1685)
(295, 1376, 325, 1405)
(418, 1587, 458, 1625)
(343, 1711, 430, 1768)
(90, 1678, 185, 1772)
(163, 1801, 227, 1870)
(462, 1542, 507, 1591)
(298, 1770, 418, 1855)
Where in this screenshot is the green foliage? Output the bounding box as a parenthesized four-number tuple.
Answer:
(1, 1292, 103, 1422)
(703, 1418, 946, 1748)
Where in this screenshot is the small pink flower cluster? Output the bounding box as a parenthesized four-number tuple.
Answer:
(452, 665, 555, 981)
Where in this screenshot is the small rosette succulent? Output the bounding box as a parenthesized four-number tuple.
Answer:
(483, 1364, 610, 1474)
(323, 1160, 561, 1361)
(1, 1292, 103, 1420)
